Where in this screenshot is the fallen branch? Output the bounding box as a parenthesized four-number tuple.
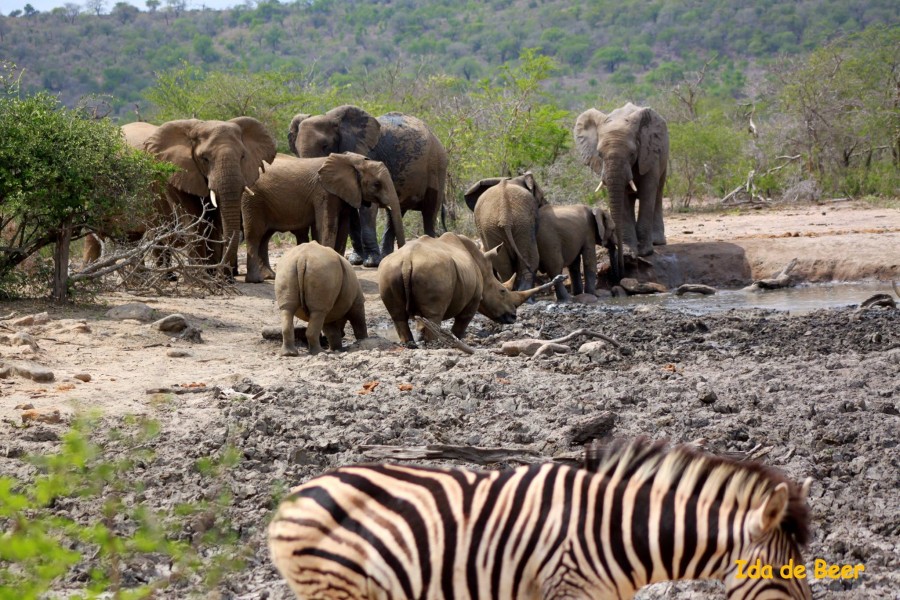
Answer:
(744, 258, 798, 291)
(495, 328, 626, 359)
(414, 317, 476, 354)
(674, 283, 716, 296)
(145, 386, 213, 395)
(856, 293, 896, 311)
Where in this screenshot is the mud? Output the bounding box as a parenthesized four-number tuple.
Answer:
(1, 204, 899, 599)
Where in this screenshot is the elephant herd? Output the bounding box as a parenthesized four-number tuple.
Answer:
(90, 102, 670, 351)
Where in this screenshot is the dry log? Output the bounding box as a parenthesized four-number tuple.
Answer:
(414, 317, 476, 354)
(620, 278, 667, 294)
(495, 328, 627, 359)
(674, 283, 716, 296)
(145, 386, 213, 395)
(744, 258, 798, 291)
(857, 293, 896, 311)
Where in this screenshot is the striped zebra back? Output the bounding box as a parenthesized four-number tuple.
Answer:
(269, 438, 812, 599)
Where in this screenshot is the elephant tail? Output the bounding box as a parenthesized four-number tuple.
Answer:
(440, 202, 447, 233)
(296, 255, 309, 315)
(401, 257, 414, 316)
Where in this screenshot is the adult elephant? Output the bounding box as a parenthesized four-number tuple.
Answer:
(463, 172, 546, 291)
(288, 105, 447, 267)
(574, 103, 668, 283)
(121, 118, 276, 278)
(241, 152, 405, 284)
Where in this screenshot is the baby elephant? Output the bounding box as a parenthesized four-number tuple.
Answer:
(274, 242, 367, 355)
(537, 204, 617, 301)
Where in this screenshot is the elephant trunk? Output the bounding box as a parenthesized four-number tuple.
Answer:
(209, 164, 245, 278)
(605, 180, 627, 285)
(383, 178, 406, 250)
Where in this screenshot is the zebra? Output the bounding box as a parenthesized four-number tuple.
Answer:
(268, 437, 813, 599)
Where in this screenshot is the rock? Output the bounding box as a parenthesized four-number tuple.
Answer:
(153, 314, 189, 333)
(11, 332, 39, 351)
(620, 278, 668, 294)
(674, 283, 717, 296)
(32, 312, 51, 325)
(106, 303, 154, 322)
(567, 411, 617, 445)
(11, 315, 34, 327)
(68, 322, 91, 334)
(351, 336, 401, 352)
(14, 403, 35, 410)
(578, 341, 613, 361)
(611, 286, 627, 297)
(0, 361, 55, 382)
(698, 386, 718, 404)
(177, 326, 203, 343)
(166, 349, 191, 358)
(73, 373, 91, 382)
(574, 293, 599, 304)
(21, 408, 63, 424)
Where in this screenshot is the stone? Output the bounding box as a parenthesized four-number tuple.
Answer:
(0, 361, 55, 382)
(106, 303, 154, 322)
(166, 349, 191, 358)
(14, 403, 34, 410)
(352, 336, 401, 352)
(32, 312, 51, 325)
(567, 411, 617, 445)
(73, 373, 91, 382)
(153, 314, 189, 333)
(21, 408, 63, 424)
(698, 387, 718, 404)
(10, 315, 34, 327)
(177, 326, 203, 343)
(578, 341, 613, 360)
(620, 278, 668, 294)
(674, 283, 717, 296)
(11, 332, 39, 351)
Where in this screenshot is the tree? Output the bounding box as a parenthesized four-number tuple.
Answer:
(85, 0, 107, 16)
(23, 4, 37, 17)
(112, 1, 140, 23)
(63, 2, 81, 24)
(0, 65, 171, 301)
(146, 0, 160, 11)
(591, 46, 627, 72)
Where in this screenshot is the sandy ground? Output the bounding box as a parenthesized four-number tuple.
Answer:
(1, 202, 898, 598)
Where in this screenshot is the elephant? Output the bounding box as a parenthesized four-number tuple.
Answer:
(241, 152, 405, 284)
(274, 241, 367, 356)
(378, 232, 556, 345)
(116, 118, 277, 278)
(574, 103, 669, 283)
(463, 172, 547, 291)
(289, 105, 448, 267)
(536, 204, 617, 301)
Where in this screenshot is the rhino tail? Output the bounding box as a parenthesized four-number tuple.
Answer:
(296, 255, 309, 315)
(401, 257, 414, 316)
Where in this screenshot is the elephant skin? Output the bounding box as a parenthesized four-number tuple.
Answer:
(104, 118, 277, 279)
(274, 241, 367, 356)
(377, 232, 548, 345)
(537, 204, 617, 301)
(241, 152, 405, 284)
(575, 103, 669, 283)
(463, 172, 547, 292)
(289, 106, 447, 267)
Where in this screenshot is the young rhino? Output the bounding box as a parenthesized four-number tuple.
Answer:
(377, 232, 557, 344)
(274, 242, 367, 355)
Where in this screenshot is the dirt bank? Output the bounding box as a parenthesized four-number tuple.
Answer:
(1, 204, 898, 599)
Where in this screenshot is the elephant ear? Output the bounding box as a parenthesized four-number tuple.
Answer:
(574, 108, 606, 174)
(464, 178, 505, 211)
(327, 105, 381, 155)
(635, 108, 668, 177)
(591, 207, 615, 246)
(230, 117, 277, 186)
(287, 113, 311, 156)
(520, 172, 546, 205)
(318, 153, 363, 209)
(144, 119, 208, 197)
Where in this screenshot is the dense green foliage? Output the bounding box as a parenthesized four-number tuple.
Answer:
(0, 416, 242, 599)
(0, 63, 171, 300)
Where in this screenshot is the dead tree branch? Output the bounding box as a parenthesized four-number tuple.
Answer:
(414, 317, 476, 354)
(495, 328, 627, 359)
(744, 258, 799, 291)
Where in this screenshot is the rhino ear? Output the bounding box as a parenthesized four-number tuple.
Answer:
(464, 178, 504, 211)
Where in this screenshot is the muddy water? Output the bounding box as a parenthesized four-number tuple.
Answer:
(604, 282, 895, 315)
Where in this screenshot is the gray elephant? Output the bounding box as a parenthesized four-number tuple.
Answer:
(289, 106, 448, 267)
(110, 118, 277, 278)
(463, 172, 546, 291)
(274, 241, 367, 356)
(537, 204, 617, 301)
(241, 152, 405, 284)
(574, 103, 669, 283)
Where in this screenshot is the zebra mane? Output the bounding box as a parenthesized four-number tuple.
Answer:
(583, 437, 810, 547)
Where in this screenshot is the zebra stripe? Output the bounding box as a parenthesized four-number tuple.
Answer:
(269, 438, 812, 599)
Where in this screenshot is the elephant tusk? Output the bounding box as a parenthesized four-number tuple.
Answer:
(209, 189, 218, 208)
(244, 186, 255, 197)
(594, 180, 604, 193)
(629, 180, 638, 192)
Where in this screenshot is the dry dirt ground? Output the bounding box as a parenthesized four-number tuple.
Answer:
(1, 202, 899, 599)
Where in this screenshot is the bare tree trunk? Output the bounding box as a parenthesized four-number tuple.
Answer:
(52, 216, 73, 303)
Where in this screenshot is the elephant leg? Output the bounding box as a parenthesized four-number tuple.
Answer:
(568, 257, 584, 297)
(635, 189, 657, 257)
(280, 309, 299, 356)
(259, 230, 276, 280)
(359, 205, 381, 268)
(422, 189, 440, 237)
(347, 209, 364, 265)
(305, 312, 327, 355)
(620, 195, 640, 256)
(323, 321, 345, 352)
(243, 223, 266, 284)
